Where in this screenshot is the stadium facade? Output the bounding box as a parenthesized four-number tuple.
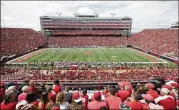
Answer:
(40, 14, 132, 37)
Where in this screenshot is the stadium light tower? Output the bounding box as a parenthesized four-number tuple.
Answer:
(94, 13, 99, 17)
(57, 12, 62, 16)
(111, 13, 116, 17)
(74, 13, 79, 17)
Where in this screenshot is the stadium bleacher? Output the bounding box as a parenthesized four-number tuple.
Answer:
(128, 29, 178, 57)
(48, 36, 127, 47)
(1, 28, 46, 57)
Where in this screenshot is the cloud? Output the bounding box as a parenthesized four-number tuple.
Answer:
(1, 1, 178, 32)
(77, 7, 94, 15)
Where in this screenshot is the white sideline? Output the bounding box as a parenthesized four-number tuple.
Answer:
(6, 48, 47, 64)
(129, 48, 168, 63)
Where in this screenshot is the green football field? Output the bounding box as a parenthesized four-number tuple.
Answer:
(22, 48, 163, 63)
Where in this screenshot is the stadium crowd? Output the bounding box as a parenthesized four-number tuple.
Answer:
(128, 29, 178, 57)
(52, 30, 120, 36)
(48, 36, 127, 47)
(1, 68, 178, 81)
(0, 78, 178, 110)
(1, 28, 46, 57)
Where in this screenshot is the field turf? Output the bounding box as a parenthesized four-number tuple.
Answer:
(23, 48, 162, 62)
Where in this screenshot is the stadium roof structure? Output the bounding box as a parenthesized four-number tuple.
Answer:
(40, 15, 132, 21)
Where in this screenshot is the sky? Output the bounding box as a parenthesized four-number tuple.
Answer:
(1, 1, 178, 33)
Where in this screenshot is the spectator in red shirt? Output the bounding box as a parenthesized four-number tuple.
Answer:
(81, 89, 89, 110)
(90, 89, 99, 102)
(162, 84, 176, 99)
(124, 92, 143, 110)
(117, 85, 131, 102)
(105, 88, 122, 109)
(146, 83, 159, 99)
(18, 86, 29, 101)
(88, 91, 108, 110)
(46, 85, 56, 103)
(0, 83, 6, 103)
(102, 87, 109, 97)
(140, 94, 163, 110)
(53, 79, 62, 94)
(28, 81, 37, 94)
(0, 92, 17, 110)
(154, 88, 177, 110)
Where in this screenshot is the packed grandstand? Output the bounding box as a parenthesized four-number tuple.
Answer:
(0, 13, 179, 110)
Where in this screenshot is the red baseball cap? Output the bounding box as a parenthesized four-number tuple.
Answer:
(146, 83, 155, 89)
(72, 92, 82, 102)
(162, 85, 173, 90)
(170, 83, 179, 88)
(141, 94, 154, 102)
(94, 91, 101, 100)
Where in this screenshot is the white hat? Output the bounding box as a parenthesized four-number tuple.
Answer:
(22, 86, 29, 92)
(161, 88, 169, 94)
(6, 86, 16, 93)
(16, 100, 28, 110)
(166, 80, 177, 86)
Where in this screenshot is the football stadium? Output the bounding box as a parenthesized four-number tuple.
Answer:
(1, 1, 179, 110)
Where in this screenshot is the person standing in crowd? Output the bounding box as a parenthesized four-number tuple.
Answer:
(63, 86, 73, 104)
(117, 85, 131, 102)
(136, 85, 147, 100)
(28, 81, 37, 94)
(0, 92, 17, 110)
(26, 92, 39, 107)
(88, 91, 108, 110)
(124, 92, 143, 110)
(140, 94, 163, 110)
(0, 82, 6, 103)
(18, 86, 29, 102)
(18, 92, 39, 110)
(38, 91, 54, 110)
(53, 79, 62, 94)
(102, 87, 109, 98)
(70, 91, 82, 110)
(81, 89, 89, 110)
(146, 83, 159, 99)
(154, 77, 165, 92)
(21, 78, 30, 88)
(56, 92, 70, 109)
(63, 86, 70, 96)
(46, 85, 56, 103)
(105, 88, 122, 109)
(40, 82, 46, 92)
(154, 88, 177, 110)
